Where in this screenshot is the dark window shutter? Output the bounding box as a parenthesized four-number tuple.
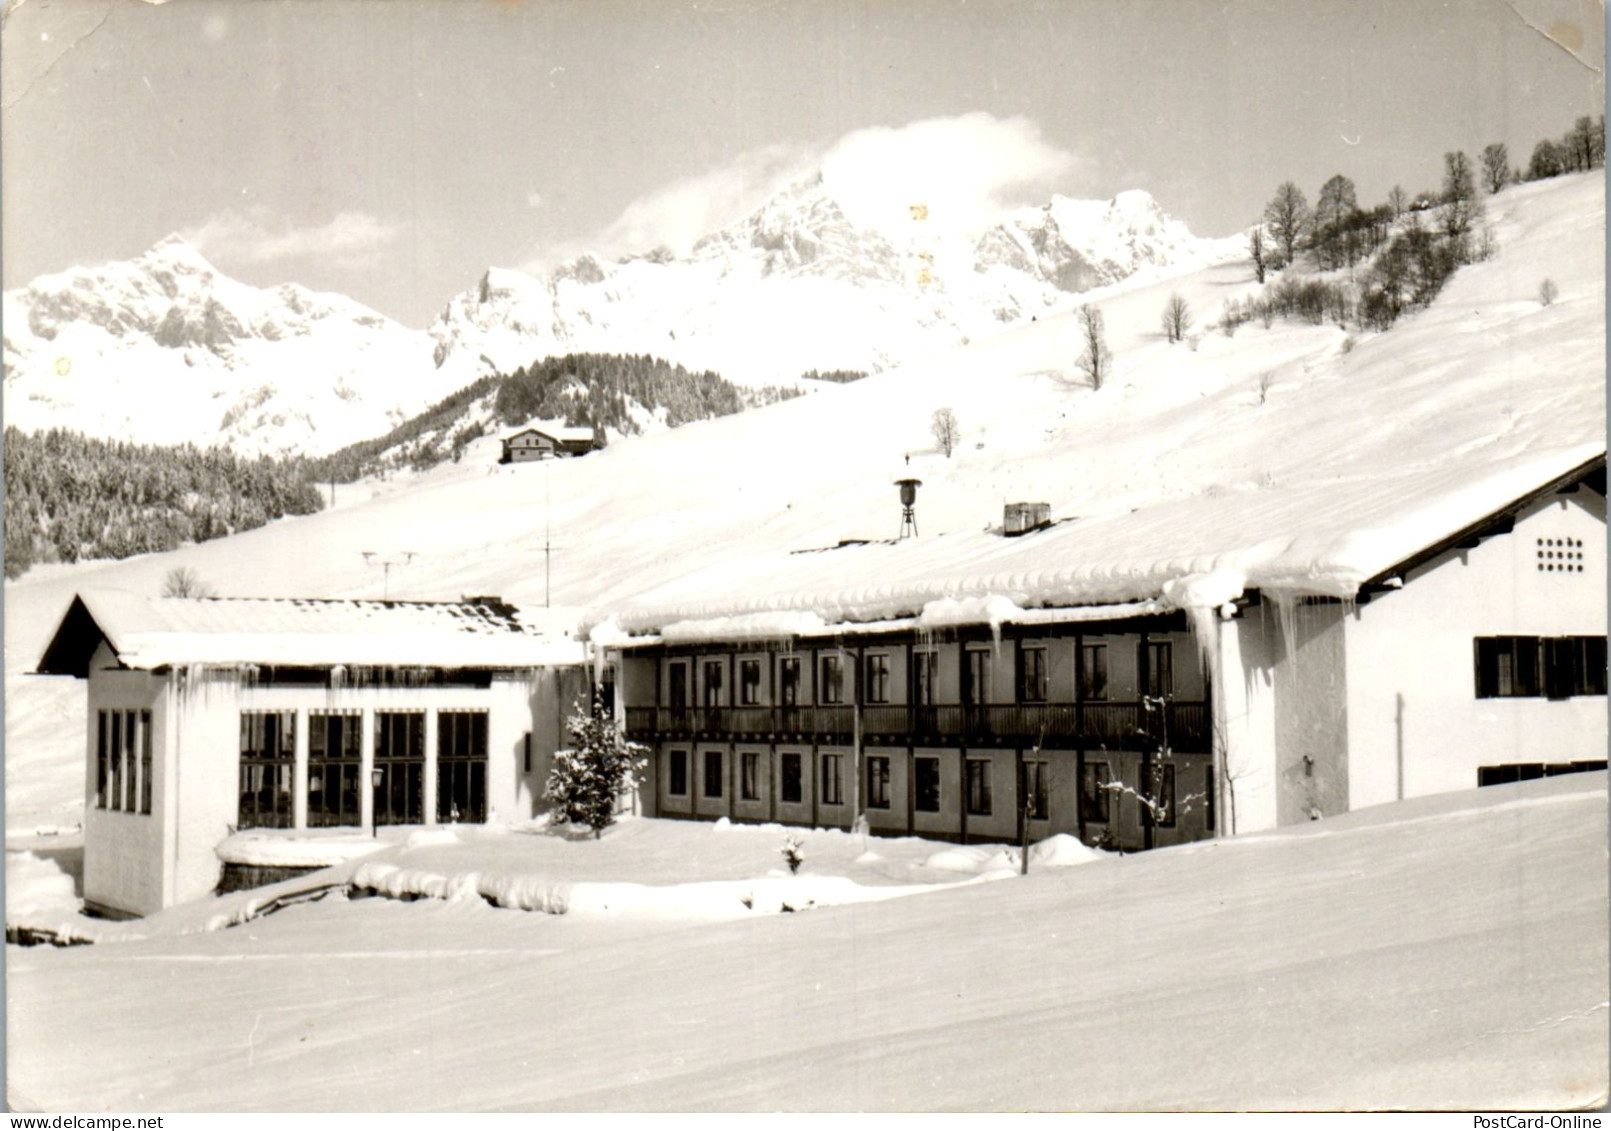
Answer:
(1545, 637, 1576, 700)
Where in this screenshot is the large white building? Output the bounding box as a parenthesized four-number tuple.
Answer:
(596, 452, 1606, 846)
(37, 592, 588, 918)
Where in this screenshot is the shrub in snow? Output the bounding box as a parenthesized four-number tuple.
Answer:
(543, 695, 648, 839)
(1540, 279, 1559, 306)
(781, 836, 804, 875)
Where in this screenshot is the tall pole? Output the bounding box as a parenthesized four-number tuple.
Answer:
(545, 458, 552, 608)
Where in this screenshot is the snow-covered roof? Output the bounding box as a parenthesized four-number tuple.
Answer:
(596, 446, 1605, 641)
(37, 590, 585, 675)
(507, 425, 595, 445)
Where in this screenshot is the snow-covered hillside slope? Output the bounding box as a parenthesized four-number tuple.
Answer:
(429, 178, 1242, 390)
(7, 772, 1605, 1109)
(4, 171, 1603, 827)
(2, 237, 444, 457)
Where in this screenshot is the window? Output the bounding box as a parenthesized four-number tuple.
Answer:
(965, 758, 992, 816)
(820, 654, 845, 704)
(668, 662, 689, 709)
(821, 753, 844, 805)
(97, 709, 153, 815)
(915, 757, 941, 812)
(1021, 760, 1049, 820)
(913, 650, 938, 706)
(1479, 760, 1607, 787)
(703, 660, 724, 707)
(1080, 643, 1109, 701)
(867, 756, 891, 809)
(106, 710, 121, 811)
(740, 751, 760, 801)
(437, 710, 488, 823)
(1146, 763, 1177, 828)
(308, 711, 362, 827)
(965, 648, 992, 706)
(780, 752, 804, 804)
(703, 750, 724, 799)
(668, 749, 689, 796)
(865, 654, 891, 704)
(1080, 760, 1112, 823)
(1021, 646, 1048, 703)
(375, 711, 425, 826)
(1146, 642, 1173, 699)
(779, 657, 801, 707)
(1475, 636, 1608, 699)
(739, 659, 762, 706)
(139, 712, 153, 816)
(239, 711, 295, 829)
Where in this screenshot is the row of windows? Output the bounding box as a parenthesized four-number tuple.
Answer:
(669, 642, 1173, 708)
(664, 750, 1171, 827)
(238, 709, 489, 830)
(94, 710, 153, 815)
(1473, 636, 1606, 699)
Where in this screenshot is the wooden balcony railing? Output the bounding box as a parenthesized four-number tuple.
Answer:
(624, 700, 1210, 753)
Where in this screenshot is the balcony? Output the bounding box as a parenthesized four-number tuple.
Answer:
(624, 700, 1210, 753)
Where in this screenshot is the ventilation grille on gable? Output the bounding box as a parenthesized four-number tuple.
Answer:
(1536, 537, 1586, 574)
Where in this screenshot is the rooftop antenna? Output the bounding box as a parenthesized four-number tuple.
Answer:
(361, 551, 417, 600)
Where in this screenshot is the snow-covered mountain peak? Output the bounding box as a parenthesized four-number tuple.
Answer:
(4, 241, 443, 457)
(137, 234, 220, 281)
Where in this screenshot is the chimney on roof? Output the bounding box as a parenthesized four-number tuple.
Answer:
(1003, 502, 1051, 536)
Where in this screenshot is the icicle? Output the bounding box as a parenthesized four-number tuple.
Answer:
(1183, 604, 1220, 690)
(1270, 591, 1302, 667)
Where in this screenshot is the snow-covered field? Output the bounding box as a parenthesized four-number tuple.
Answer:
(6, 773, 1605, 1111)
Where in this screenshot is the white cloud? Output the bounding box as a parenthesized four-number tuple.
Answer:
(821, 113, 1080, 242)
(537, 114, 1080, 271)
(183, 209, 401, 269)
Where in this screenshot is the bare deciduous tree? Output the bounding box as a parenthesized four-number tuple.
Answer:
(930, 407, 960, 457)
(1075, 304, 1111, 390)
(1386, 184, 1408, 219)
(1312, 174, 1358, 269)
(1441, 150, 1481, 253)
(1263, 181, 1310, 267)
(1539, 278, 1559, 306)
(1249, 227, 1268, 283)
(162, 566, 215, 599)
(1160, 293, 1192, 343)
(1480, 142, 1511, 195)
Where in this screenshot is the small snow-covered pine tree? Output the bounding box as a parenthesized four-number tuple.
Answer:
(543, 695, 648, 838)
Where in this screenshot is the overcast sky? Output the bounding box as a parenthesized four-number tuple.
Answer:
(2, 0, 1603, 328)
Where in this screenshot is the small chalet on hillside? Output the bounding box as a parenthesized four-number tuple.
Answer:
(499, 425, 597, 463)
(37, 593, 588, 918)
(592, 452, 1607, 851)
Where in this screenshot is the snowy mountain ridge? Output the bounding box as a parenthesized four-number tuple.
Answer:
(3, 177, 1234, 457)
(3, 236, 443, 458)
(427, 177, 1243, 390)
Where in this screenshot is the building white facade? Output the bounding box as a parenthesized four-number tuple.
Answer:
(599, 456, 1607, 844)
(38, 592, 589, 918)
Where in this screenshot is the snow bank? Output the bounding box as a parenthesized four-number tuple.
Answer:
(350, 857, 967, 919)
(923, 845, 1021, 874)
(1028, 833, 1106, 867)
(215, 830, 390, 867)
